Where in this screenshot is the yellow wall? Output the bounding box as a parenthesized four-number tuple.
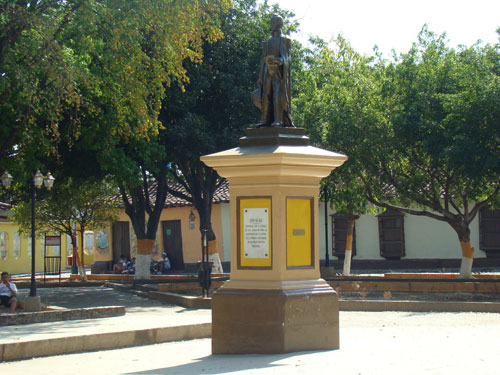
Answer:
(0, 220, 70, 275)
(101, 204, 225, 265)
(0, 203, 226, 274)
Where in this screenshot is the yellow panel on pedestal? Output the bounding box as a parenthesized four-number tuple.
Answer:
(238, 198, 272, 268)
(286, 198, 313, 268)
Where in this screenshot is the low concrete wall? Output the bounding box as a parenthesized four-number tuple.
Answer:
(0, 322, 211, 362)
(149, 291, 211, 309)
(0, 306, 125, 326)
(340, 300, 500, 313)
(329, 280, 500, 293)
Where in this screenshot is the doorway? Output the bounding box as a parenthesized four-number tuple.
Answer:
(162, 220, 184, 270)
(112, 221, 131, 262)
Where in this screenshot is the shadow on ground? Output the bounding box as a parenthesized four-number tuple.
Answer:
(16, 286, 169, 310)
(124, 352, 318, 375)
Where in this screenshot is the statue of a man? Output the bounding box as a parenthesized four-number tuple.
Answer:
(252, 14, 294, 127)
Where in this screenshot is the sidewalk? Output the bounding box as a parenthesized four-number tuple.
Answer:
(0, 286, 211, 361)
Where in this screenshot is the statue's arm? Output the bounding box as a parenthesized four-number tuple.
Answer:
(257, 41, 267, 86)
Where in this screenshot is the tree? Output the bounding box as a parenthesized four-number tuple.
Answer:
(362, 29, 500, 278)
(159, 0, 298, 271)
(294, 28, 500, 278)
(0, 1, 85, 174)
(12, 178, 117, 280)
(1, 0, 231, 279)
(100, 135, 170, 279)
(293, 37, 377, 275)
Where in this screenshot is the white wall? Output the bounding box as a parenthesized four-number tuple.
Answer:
(404, 213, 483, 259)
(317, 201, 381, 260)
(317, 201, 485, 260)
(221, 200, 485, 262)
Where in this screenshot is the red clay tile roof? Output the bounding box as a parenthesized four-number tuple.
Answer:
(118, 179, 229, 208)
(164, 179, 229, 207)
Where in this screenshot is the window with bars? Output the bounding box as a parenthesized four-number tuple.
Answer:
(0, 232, 7, 259)
(479, 206, 500, 256)
(331, 213, 356, 259)
(377, 209, 405, 259)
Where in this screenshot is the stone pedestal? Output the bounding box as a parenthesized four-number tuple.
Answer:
(24, 296, 42, 312)
(201, 127, 347, 354)
(212, 285, 339, 354)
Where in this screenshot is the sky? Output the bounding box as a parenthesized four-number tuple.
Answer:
(268, 0, 500, 56)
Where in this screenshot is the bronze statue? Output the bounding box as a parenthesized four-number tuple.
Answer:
(252, 14, 294, 127)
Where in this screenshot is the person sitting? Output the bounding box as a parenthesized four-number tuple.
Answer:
(124, 257, 136, 274)
(0, 272, 18, 313)
(152, 252, 171, 274)
(113, 255, 128, 274)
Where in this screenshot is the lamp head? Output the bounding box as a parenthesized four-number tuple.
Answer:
(44, 171, 55, 190)
(1, 171, 13, 189)
(33, 170, 44, 188)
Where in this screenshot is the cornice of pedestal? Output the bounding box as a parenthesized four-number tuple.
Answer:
(201, 145, 347, 180)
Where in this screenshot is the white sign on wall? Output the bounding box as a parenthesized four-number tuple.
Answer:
(243, 208, 269, 258)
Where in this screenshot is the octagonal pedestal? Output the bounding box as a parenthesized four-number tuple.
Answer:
(202, 127, 346, 354)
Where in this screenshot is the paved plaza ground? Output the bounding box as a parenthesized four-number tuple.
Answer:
(2, 285, 500, 374)
(2, 307, 500, 374)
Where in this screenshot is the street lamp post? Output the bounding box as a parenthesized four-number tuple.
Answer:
(28, 170, 55, 303)
(2, 170, 54, 311)
(324, 186, 330, 268)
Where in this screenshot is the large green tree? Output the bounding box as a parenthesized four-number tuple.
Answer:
(362, 29, 500, 278)
(303, 28, 500, 278)
(293, 37, 378, 275)
(159, 0, 297, 271)
(2, 0, 231, 279)
(0, 0, 84, 174)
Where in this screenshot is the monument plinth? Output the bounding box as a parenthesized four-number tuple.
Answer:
(201, 127, 347, 354)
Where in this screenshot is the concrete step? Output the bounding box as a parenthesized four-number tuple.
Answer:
(0, 322, 211, 362)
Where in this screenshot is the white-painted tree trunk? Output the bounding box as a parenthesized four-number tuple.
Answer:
(78, 265, 87, 282)
(209, 252, 224, 274)
(458, 256, 473, 279)
(343, 249, 352, 276)
(135, 253, 152, 280)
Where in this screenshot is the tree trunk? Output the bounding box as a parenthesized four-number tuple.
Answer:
(70, 230, 79, 275)
(342, 213, 357, 276)
(135, 239, 155, 280)
(451, 223, 474, 279)
(78, 229, 87, 282)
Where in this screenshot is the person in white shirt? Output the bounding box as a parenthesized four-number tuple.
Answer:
(0, 272, 18, 313)
(157, 252, 171, 274)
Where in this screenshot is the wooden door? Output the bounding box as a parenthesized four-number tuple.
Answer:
(112, 221, 130, 262)
(162, 220, 184, 270)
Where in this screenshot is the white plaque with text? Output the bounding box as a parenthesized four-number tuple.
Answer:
(243, 208, 269, 258)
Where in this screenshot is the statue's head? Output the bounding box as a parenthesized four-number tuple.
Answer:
(270, 14, 283, 32)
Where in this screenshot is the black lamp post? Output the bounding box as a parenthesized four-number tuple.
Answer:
(198, 229, 212, 297)
(29, 170, 55, 297)
(323, 186, 330, 268)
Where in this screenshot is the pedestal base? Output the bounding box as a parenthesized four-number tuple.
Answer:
(212, 285, 339, 354)
(24, 296, 42, 312)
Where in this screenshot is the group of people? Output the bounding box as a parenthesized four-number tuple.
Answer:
(0, 271, 17, 313)
(113, 255, 135, 274)
(112, 252, 170, 275)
